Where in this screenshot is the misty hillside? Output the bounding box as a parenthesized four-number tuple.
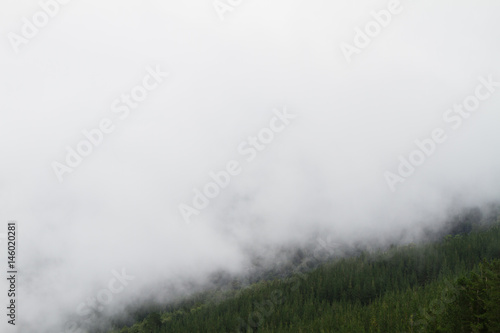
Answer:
(99, 217, 500, 333)
(3, 1, 500, 333)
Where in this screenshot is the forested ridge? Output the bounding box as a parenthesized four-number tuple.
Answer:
(105, 219, 500, 333)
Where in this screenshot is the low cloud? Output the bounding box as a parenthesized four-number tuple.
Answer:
(1, 0, 500, 332)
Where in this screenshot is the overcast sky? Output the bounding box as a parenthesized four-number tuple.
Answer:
(1, 1, 500, 332)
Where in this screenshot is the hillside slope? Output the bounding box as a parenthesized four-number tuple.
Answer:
(106, 221, 500, 333)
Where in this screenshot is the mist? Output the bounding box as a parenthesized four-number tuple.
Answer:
(1, 0, 500, 332)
